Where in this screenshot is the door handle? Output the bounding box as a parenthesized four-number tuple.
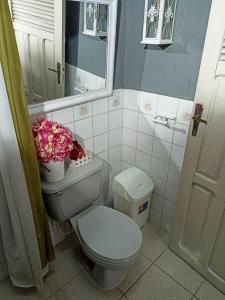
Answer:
(192, 103, 207, 137)
(48, 62, 61, 84)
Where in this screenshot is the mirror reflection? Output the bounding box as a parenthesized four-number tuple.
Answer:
(10, 0, 108, 104)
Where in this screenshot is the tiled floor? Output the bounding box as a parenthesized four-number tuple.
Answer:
(0, 223, 224, 300)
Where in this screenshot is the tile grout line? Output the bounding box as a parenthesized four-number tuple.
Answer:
(154, 263, 200, 297)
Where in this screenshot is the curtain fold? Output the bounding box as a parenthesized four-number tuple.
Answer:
(0, 0, 54, 274)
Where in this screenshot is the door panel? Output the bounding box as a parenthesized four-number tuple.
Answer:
(9, 0, 64, 103)
(170, 0, 225, 294)
(209, 208, 225, 279)
(181, 185, 213, 258)
(197, 79, 225, 179)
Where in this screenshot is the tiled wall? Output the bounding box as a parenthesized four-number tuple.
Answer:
(32, 88, 193, 242)
(120, 89, 193, 232)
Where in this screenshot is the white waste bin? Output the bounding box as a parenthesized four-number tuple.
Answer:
(112, 167, 154, 228)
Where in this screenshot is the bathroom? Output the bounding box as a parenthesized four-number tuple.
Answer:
(0, 0, 225, 298)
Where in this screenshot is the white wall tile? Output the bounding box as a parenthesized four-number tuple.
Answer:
(163, 199, 176, 219)
(109, 89, 123, 111)
(122, 145, 136, 164)
(110, 161, 122, 178)
(136, 151, 151, 172)
(138, 113, 154, 136)
(170, 144, 185, 167)
(52, 107, 74, 124)
(154, 123, 174, 143)
(80, 138, 94, 153)
(123, 128, 137, 148)
(94, 133, 108, 154)
(74, 103, 92, 120)
(151, 157, 169, 180)
(101, 167, 109, 184)
(98, 151, 109, 166)
(123, 89, 139, 111)
(109, 146, 122, 164)
(151, 176, 166, 196)
(151, 193, 164, 213)
(152, 138, 172, 162)
(109, 109, 123, 130)
(64, 122, 75, 139)
(136, 132, 153, 155)
(123, 109, 138, 130)
(168, 164, 181, 186)
(93, 98, 109, 115)
(161, 216, 173, 233)
(165, 182, 179, 204)
(138, 92, 157, 116)
(93, 113, 108, 135)
(157, 95, 179, 118)
(149, 208, 162, 227)
(121, 161, 133, 171)
(75, 117, 93, 140)
(173, 123, 189, 147)
(109, 128, 122, 148)
(177, 99, 193, 125)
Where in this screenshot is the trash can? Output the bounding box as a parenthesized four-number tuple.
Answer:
(112, 167, 154, 228)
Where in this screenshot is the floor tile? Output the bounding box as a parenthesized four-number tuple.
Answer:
(195, 280, 225, 300)
(126, 265, 192, 300)
(155, 249, 204, 294)
(44, 234, 82, 296)
(118, 255, 152, 293)
(55, 272, 122, 300)
(141, 223, 169, 261)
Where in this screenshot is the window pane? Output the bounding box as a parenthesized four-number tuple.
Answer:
(86, 2, 95, 31)
(145, 0, 160, 38)
(97, 4, 108, 34)
(162, 0, 176, 40)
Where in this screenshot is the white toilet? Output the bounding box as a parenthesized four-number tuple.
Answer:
(42, 156, 142, 289)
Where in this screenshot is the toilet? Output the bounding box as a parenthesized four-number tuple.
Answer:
(42, 156, 142, 289)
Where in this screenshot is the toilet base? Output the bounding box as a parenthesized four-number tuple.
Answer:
(80, 249, 128, 290)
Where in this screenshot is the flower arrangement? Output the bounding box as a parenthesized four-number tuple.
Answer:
(32, 119, 73, 163)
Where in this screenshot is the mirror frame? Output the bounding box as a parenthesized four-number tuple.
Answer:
(28, 0, 118, 115)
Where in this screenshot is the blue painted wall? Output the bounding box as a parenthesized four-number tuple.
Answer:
(114, 0, 212, 100)
(65, 1, 106, 78)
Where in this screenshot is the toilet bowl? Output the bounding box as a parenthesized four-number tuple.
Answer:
(42, 156, 142, 289)
(70, 205, 142, 289)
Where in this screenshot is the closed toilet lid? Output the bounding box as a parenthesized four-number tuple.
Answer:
(77, 206, 142, 261)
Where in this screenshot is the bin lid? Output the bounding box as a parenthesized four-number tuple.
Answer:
(112, 167, 154, 203)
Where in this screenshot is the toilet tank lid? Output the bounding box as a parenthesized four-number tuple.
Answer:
(112, 167, 154, 202)
(41, 156, 103, 194)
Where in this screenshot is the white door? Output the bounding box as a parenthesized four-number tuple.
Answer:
(9, 0, 65, 103)
(170, 0, 225, 294)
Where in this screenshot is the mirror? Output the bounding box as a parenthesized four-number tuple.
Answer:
(9, 0, 117, 114)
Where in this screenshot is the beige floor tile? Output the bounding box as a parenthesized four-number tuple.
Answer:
(43, 235, 82, 297)
(55, 271, 122, 300)
(118, 254, 152, 293)
(195, 280, 225, 300)
(126, 265, 192, 300)
(141, 223, 169, 261)
(155, 249, 203, 294)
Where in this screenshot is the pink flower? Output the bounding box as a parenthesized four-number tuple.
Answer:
(32, 119, 73, 163)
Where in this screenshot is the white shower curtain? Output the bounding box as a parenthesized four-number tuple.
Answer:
(0, 64, 43, 288)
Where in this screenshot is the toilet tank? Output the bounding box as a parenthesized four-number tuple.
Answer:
(42, 156, 104, 222)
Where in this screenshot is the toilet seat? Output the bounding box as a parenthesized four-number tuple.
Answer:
(76, 206, 142, 267)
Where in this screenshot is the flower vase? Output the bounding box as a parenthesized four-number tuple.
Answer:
(40, 160, 65, 183)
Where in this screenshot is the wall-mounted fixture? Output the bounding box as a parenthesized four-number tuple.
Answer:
(141, 0, 177, 45)
(83, 2, 108, 37)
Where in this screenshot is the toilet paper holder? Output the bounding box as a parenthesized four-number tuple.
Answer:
(153, 114, 176, 127)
